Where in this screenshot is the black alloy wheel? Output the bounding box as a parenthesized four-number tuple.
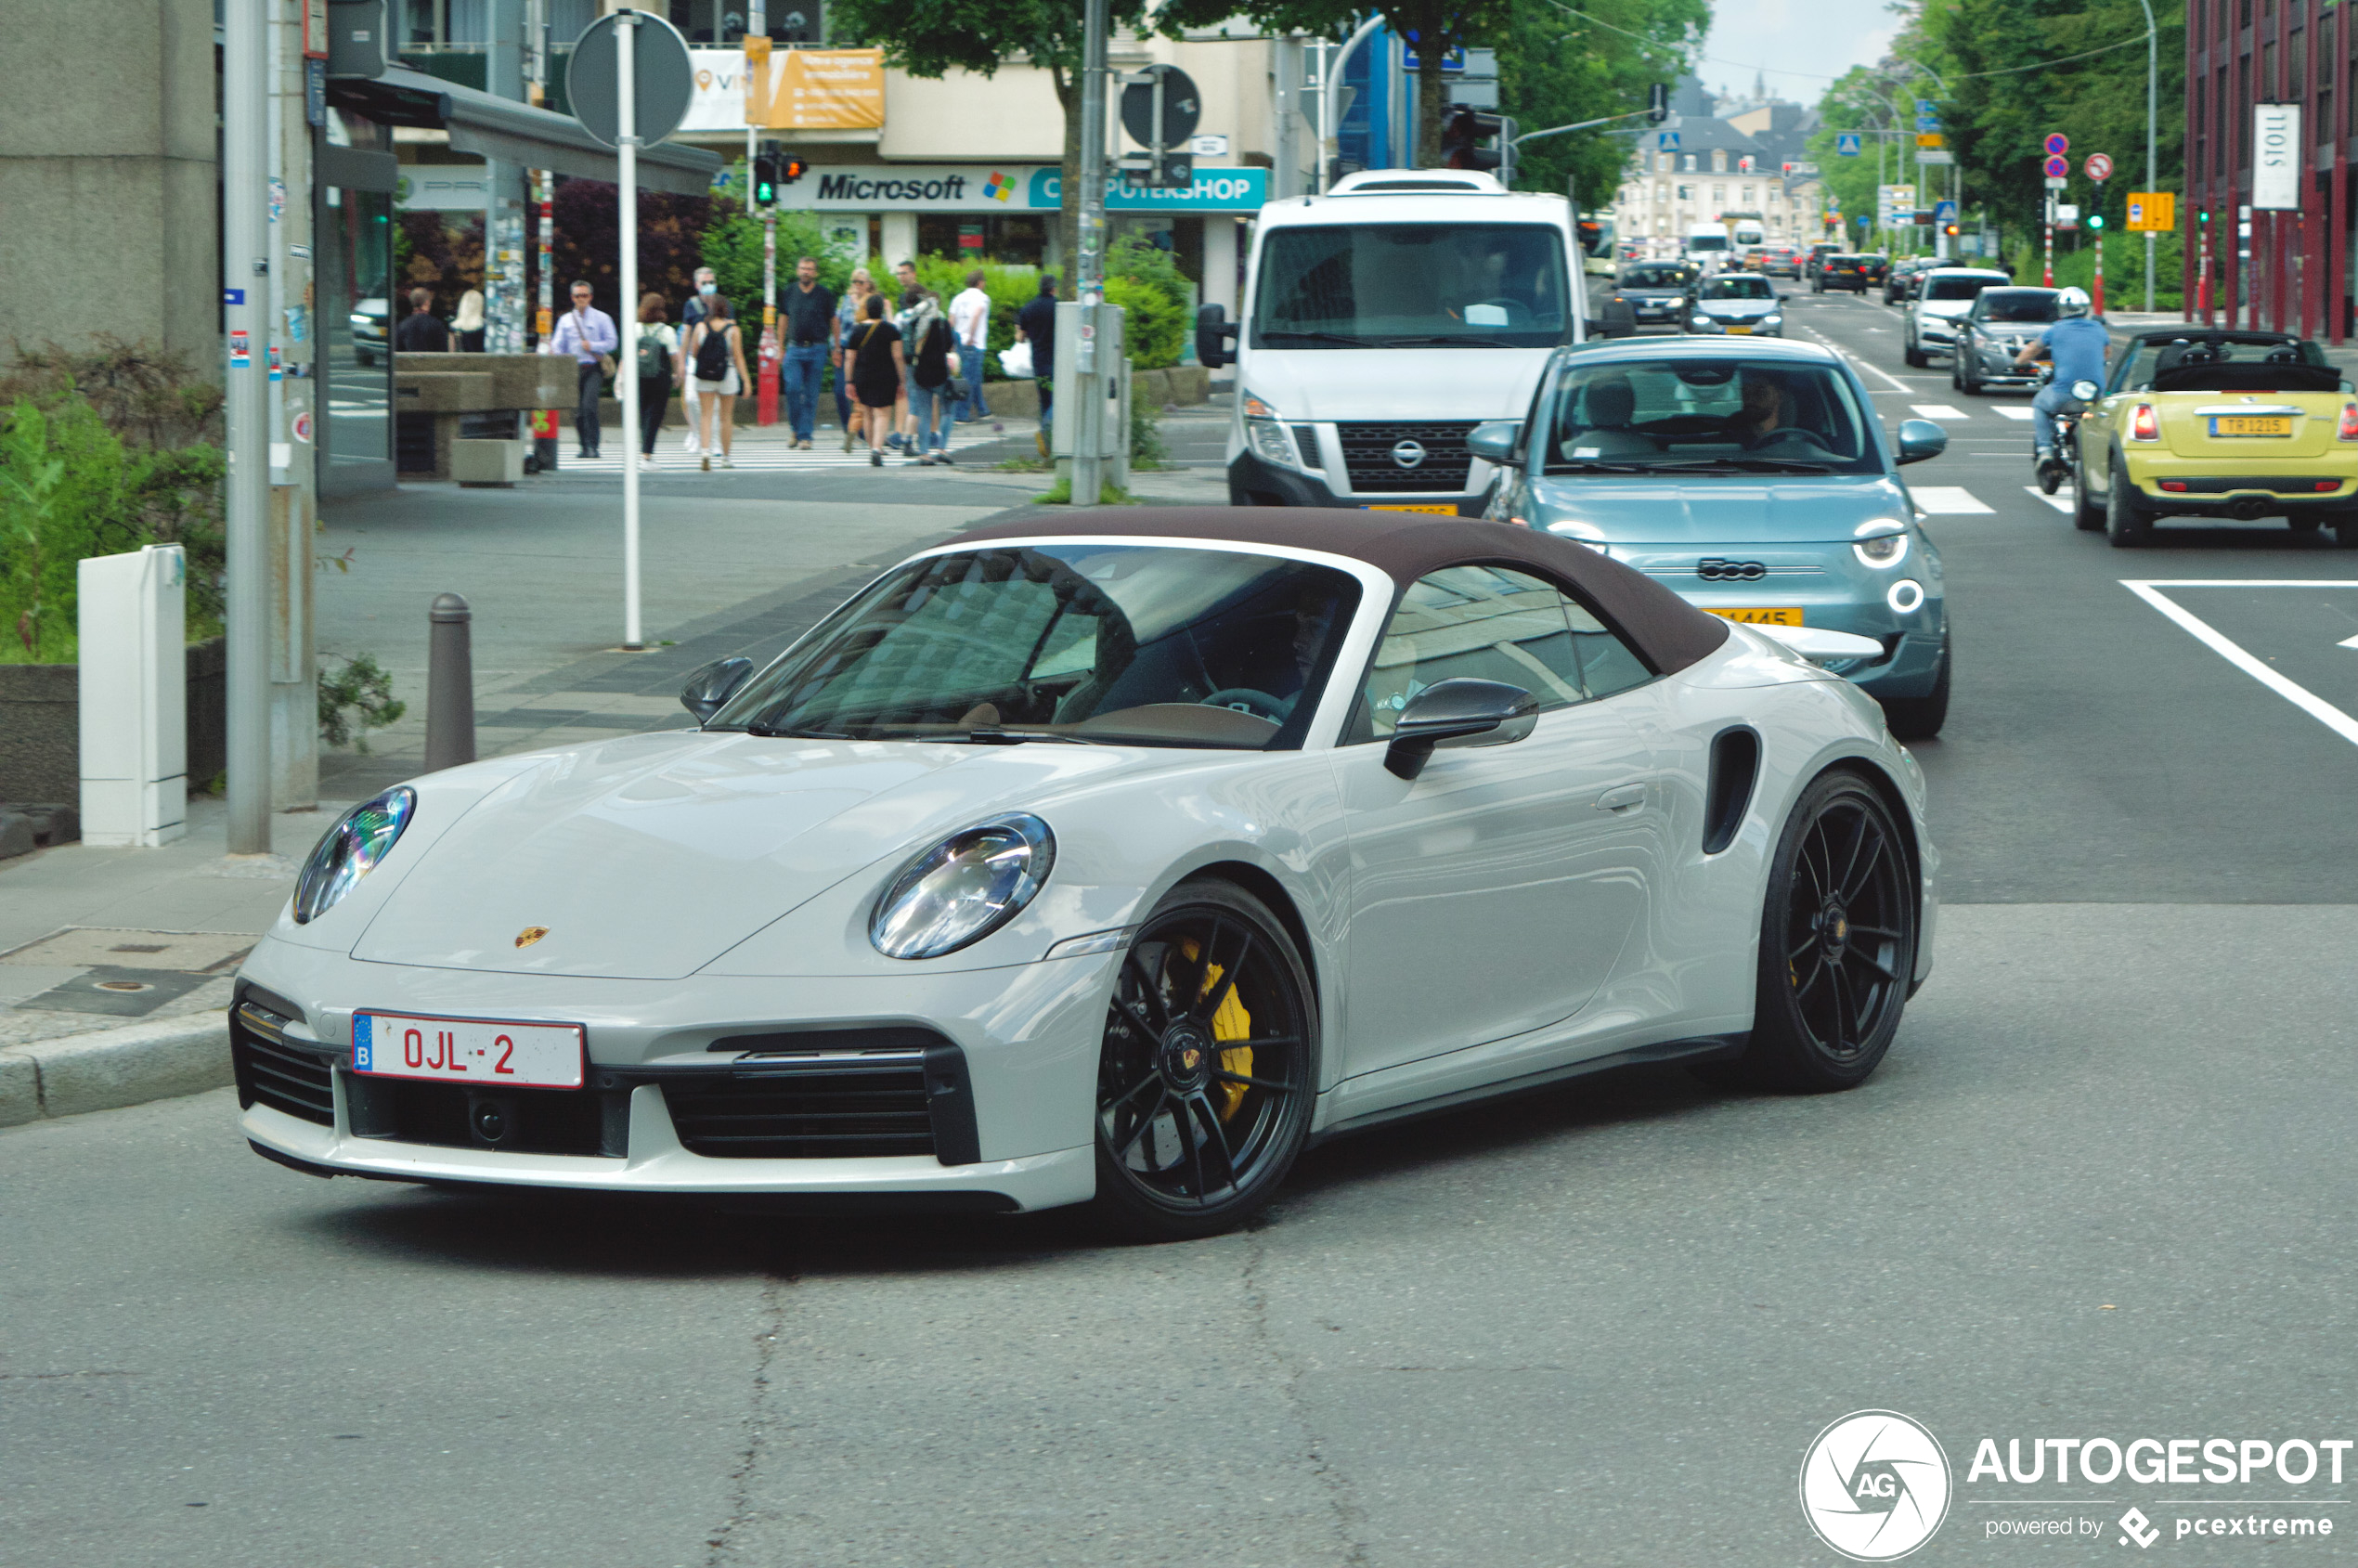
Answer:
(1724, 771, 1917, 1091)
(1092, 880, 1317, 1241)
(2105, 452, 2154, 547)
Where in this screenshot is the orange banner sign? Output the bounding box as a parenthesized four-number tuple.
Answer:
(766, 48, 885, 130)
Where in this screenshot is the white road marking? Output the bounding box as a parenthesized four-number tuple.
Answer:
(1993, 407, 2037, 421)
(1911, 486, 1994, 513)
(2024, 486, 2074, 513)
(1796, 322, 1915, 393)
(2123, 579, 2358, 748)
(2341, 633, 2358, 649)
(1911, 404, 1970, 421)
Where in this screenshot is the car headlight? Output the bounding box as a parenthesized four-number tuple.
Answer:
(1691, 315, 1715, 330)
(349, 313, 373, 329)
(1760, 314, 1782, 328)
(293, 786, 416, 924)
(870, 813, 1055, 960)
(1852, 523, 1910, 568)
(1247, 417, 1298, 467)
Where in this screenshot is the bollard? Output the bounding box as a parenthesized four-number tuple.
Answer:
(424, 592, 477, 772)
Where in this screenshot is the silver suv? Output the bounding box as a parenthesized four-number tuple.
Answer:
(1904, 268, 2011, 368)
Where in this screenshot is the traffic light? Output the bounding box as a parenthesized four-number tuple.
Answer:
(1647, 82, 1669, 125)
(2089, 214, 2105, 230)
(780, 156, 808, 183)
(1441, 108, 1504, 173)
(752, 147, 780, 208)
(1944, 223, 1960, 238)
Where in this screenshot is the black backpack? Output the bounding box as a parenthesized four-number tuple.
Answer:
(635, 327, 669, 379)
(693, 322, 732, 381)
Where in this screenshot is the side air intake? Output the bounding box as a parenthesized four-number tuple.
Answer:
(1702, 727, 1761, 856)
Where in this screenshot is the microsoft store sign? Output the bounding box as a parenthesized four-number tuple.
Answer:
(782, 164, 1267, 213)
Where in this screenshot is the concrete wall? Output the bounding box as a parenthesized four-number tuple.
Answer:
(0, 0, 218, 372)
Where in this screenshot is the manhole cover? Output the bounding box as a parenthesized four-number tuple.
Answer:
(96, 979, 154, 993)
(17, 965, 215, 1019)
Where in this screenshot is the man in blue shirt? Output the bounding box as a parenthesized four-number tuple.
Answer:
(548, 279, 619, 459)
(2013, 287, 2110, 459)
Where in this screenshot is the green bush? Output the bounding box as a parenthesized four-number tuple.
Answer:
(317, 652, 406, 750)
(701, 190, 859, 334)
(1105, 235, 1190, 369)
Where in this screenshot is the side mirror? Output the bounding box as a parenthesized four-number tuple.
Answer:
(1599, 293, 1638, 338)
(1464, 420, 1522, 465)
(680, 656, 755, 723)
(1383, 678, 1538, 781)
(1895, 418, 1948, 466)
(1195, 303, 1237, 369)
(2070, 379, 2102, 400)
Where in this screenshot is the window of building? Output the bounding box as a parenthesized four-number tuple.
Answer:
(1682, 154, 1697, 172)
(1712, 149, 1729, 172)
(1712, 185, 1726, 204)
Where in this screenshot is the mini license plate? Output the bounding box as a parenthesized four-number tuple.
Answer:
(1703, 605, 1805, 625)
(354, 1011, 585, 1088)
(2209, 415, 2292, 436)
(1364, 502, 1458, 513)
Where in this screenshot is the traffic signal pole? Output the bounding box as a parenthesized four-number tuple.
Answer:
(1070, 0, 1109, 508)
(748, 5, 780, 427)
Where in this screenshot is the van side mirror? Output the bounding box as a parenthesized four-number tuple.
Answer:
(1464, 421, 1522, 465)
(1196, 304, 1238, 369)
(1895, 418, 1948, 466)
(680, 656, 755, 723)
(1383, 679, 1538, 781)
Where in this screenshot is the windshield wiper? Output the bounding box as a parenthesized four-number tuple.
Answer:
(1258, 330, 1373, 347)
(1376, 334, 1520, 348)
(745, 721, 850, 739)
(1627, 458, 1842, 474)
(957, 727, 1100, 745)
(1544, 460, 1677, 473)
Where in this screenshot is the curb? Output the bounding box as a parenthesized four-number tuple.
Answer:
(0, 1010, 233, 1127)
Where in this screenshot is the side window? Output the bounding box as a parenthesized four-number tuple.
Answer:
(1352, 565, 1654, 739)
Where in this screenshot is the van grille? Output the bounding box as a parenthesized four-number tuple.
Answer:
(1338, 421, 1477, 494)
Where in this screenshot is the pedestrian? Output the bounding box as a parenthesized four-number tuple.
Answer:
(685, 292, 751, 470)
(394, 287, 451, 353)
(780, 254, 836, 450)
(833, 266, 875, 451)
(901, 286, 958, 465)
(680, 266, 719, 456)
(888, 266, 922, 451)
(548, 279, 617, 460)
(1017, 274, 1057, 456)
(848, 292, 906, 468)
(948, 266, 991, 422)
(633, 291, 679, 461)
(452, 288, 486, 352)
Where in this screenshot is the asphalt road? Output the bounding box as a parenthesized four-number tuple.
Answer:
(6, 292, 2358, 1568)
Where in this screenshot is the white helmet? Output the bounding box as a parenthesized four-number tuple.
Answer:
(2055, 286, 2092, 317)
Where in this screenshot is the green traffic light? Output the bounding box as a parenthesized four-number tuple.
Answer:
(2089, 214, 2104, 229)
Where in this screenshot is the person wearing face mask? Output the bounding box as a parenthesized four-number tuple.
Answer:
(680, 267, 719, 455)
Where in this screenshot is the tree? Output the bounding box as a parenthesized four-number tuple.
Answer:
(1236, 0, 1515, 167)
(1494, 0, 1706, 201)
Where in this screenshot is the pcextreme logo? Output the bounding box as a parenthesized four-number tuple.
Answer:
(1800, 1410, 1954, 1561)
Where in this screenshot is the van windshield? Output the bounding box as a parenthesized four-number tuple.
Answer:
(1251, 224, 1571, 350)
(1688, 234, 1730, 253)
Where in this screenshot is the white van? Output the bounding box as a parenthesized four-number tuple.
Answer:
(1683, 222, 1732, 268)
(1196, 169, 1591, 511)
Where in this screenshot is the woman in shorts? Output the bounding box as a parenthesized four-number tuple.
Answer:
(684, 294, 751, 470)
(847, 293, 905, 468)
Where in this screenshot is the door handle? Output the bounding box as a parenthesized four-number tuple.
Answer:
(1595, 783, 1647, 812)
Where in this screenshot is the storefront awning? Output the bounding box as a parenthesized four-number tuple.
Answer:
(328, 67, 723, 197)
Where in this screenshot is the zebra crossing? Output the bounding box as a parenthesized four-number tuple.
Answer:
(555, 422, 1030, 474)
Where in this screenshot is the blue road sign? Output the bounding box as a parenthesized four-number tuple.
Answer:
(1835, 132, 1862, 157)
(1933, 200, 1958, 224)
(1658, 130, 1680, 150)
(1916, 115, 1941, 134)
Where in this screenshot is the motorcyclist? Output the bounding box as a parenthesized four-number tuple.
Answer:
(2011, 287, 2109, 462)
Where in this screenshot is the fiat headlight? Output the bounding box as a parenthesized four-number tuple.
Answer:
(1760, 313, 1782, 329)
(1852, 523, 1910, 568)
(293, 786, 416, 924)
(870, 814, 1056, 960)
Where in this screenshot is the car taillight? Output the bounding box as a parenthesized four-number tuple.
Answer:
(2130, 404, 2160, 442)
(2339, 403, 2358, 441)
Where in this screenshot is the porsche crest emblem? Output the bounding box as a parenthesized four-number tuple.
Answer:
(514, 926, 550, 949)
(1180, 1046, 1202, 1071)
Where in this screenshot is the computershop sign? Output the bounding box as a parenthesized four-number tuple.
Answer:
(783, 164, 1268, 214)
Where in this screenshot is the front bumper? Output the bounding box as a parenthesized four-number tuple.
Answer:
(1227, 449, 1481, 513)
(1686, 317, 1783, 337)
(230, 939, 1115, 1210)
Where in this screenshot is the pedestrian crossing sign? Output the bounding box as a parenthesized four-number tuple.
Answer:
(1836, 132, 1863, 156)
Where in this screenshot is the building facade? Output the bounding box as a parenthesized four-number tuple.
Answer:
(1610, 84, 1827, 255)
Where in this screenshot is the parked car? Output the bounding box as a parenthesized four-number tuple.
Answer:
(230, 508, 1940, 1237)
(1950, 286, 2062, 390)
(2073, 330, 2358, 547)
(1477, 336, 1954, 737)
(1618, 261, 1701, 329)
(1683, 272, 1783, 336)
(1906, 268, 2014, 369)
(1883, 256, 1936, 305)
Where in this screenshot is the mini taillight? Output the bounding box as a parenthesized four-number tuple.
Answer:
(2158, 480, 2189, 492)
(2338, 403, 2358, 441)
(2130, 404, 2160, 442)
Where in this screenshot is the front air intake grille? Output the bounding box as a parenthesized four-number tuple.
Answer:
(1338, 421, 1477, 493)
(664, 1056, 938, 1160)
(343, 1076, 611, 1156)
(230, 1004, 336, 1126)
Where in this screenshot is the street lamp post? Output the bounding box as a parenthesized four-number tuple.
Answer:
(2135, 0, 2158, 312)
(1070, 0, 1109, 507)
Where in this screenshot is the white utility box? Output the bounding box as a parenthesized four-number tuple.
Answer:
(78, 543, 187, 847)
(1050, 300, 1130, 487)
(452, 437, 526, 486)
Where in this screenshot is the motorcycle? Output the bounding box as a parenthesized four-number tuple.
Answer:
(2032, 366, 2105, 496)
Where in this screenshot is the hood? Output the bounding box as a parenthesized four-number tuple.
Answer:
(1918, 299, 1976, 320)
(1697, 299, 1777, 318)
(1237, 346, 1550, 423)
(348, 731, 1138, 980)
(1528, 473, 1909, 544)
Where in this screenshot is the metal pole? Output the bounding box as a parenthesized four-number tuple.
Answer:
(1071, 0, 1108, 508)
(2138, 0, 2157, 312)
(1319, 15, 1385, 193)
(224, 0, 269, 855)
(424, 594, 477, 772)
(618, 10, 643, 649)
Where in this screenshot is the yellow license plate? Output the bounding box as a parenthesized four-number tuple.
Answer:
(2210, 415, 2293, 436)
(1704, 606, 1805, 625)
(1363, 503, 1458, 513)
(1727, 326, 1754, 335)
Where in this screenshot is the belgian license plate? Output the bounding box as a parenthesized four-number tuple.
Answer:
(354, 1011, 585, 1088)
(1727, 326, 1754, 335)
(1704, 606, 1805, 625)
(2209, 415, 2292, 436)
(1364, 502, 1458, 513)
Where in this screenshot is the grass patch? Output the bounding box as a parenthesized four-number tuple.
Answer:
(1032, 475, 1139, 506)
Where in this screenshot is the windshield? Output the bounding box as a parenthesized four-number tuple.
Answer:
(1542, 356, 1881, 476)
(1687, 233, 1730, 253)
(1621, 264, 1692, 288)
(1976, 289, 2061, 322)
(1250, 224, 1570, 350)
(1924, 275, 2002, 303)
(709, 545, 1364, 749)
(1701, 276, 1774, 301)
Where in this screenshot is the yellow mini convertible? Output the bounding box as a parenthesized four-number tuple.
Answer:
(2072, 330, 2358, 548)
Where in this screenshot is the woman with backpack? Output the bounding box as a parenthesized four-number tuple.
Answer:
(633, 292, 679, 461)
(685, 293, 751, 470)
(847, 292, 907, 468)
(900, 286, 959, 466)
(832, 266, 875, 451)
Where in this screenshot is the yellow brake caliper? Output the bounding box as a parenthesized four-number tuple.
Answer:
(1175, 939, 1252, 1119)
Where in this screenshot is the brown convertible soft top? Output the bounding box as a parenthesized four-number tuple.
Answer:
(956, 507, 1732, 675)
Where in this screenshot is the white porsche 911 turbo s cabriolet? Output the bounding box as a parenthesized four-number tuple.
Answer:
(235, 510, 1937, 1239)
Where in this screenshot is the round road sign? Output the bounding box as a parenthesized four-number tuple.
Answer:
(2043, 132, 2070, 156)
(567, 10, 695, 150)
(2043, 155, 2070, 178)
(2084, 152, 2113, 182)
(1121, 64, 1202, 151)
